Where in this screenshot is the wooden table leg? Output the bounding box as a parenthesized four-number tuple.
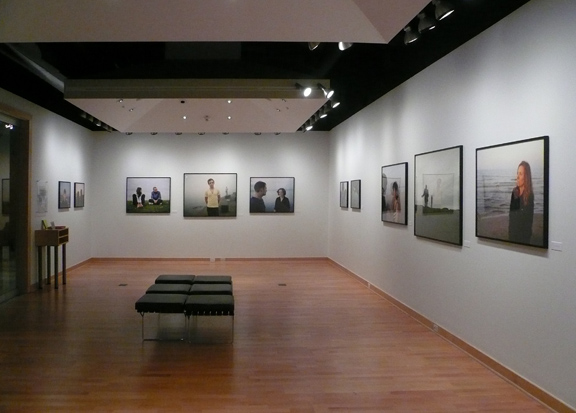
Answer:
(37, 246, 42, 289)
(54, 246, 58, 289)
(62, 244, 66, 285)
(46, 246, 51, 285)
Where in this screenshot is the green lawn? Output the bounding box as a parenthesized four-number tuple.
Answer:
(126, 200, 170, 214)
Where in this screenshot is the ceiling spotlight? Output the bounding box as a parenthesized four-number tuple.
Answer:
(4, 123, 14, 130)
(223, 132, 229, 135)
(125, 132, 132, 135)
(227, 99, 232, 104)
(331, 100, 341, 109)
(317, 83, 334, 99)
(418, 13, 436, 33)
(432, 0, 455, 20)
(338, 42, 353, 51)
(403, 26, 420, 44)
(175, 132, 182, 135)
(151, 132, 157, 135)
(295, 82, 312, 97)
(274, 132, 281, 135)
(308, 42, 320, 51)
(182, 115, 187, 120)
(305, 122, 314, 131)
(254, 132, 262, 135)
(198, 132, 205, 135)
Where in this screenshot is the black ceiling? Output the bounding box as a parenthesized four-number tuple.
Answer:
(0, 0, 530, 132)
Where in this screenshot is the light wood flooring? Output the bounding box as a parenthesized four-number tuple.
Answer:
(0, 259, 551, 412)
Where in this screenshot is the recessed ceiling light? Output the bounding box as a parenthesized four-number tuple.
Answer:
(227, 116, 232, 120)
(227, 100, 232, 104)
(182, 116, 187, 120)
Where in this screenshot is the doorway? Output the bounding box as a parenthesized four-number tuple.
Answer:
(0, 107, 30, 303)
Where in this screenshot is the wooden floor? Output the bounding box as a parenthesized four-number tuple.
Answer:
(0, 259, 550, 412)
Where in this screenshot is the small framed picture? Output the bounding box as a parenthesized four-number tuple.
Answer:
(74, 182, 85, 208)
(382, 162, 408, 225)
(249, 177, 295, 213)
(476, 136, 549, 248)
(351, 179, 361, 209)
(126, 177, 171, 214)
(340, 181, 349, 208)
(58, 181, 71, 209)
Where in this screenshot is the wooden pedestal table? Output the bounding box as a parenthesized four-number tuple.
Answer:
(35, 227, 69, 289)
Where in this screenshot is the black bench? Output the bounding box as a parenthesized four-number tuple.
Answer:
(137, 275, 235, 342)
(134, 293, 188, 340)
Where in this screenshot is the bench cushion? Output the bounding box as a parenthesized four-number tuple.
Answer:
(135, 293, 188, 314)
(155, 274, 196, 285)
(185, 295, 235, 316)
(189, 284, 233, 295)
(146, 284, 191, 294)
(193, 275, 232, 284)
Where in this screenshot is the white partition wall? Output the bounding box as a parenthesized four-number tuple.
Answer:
(89, 132, 330, 259)
(328, 0, 576, 408)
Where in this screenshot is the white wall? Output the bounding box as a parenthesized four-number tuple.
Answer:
(328, 0, 576, 407)
(89, 132, 330, 258)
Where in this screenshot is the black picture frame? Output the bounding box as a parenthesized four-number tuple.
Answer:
(351, 179, 361, 209)
(58, 181, 71, 209)
(249, 177, 295, 213)
(183, 173, 237, 217)
(126, 177, 171, 214)
(476, 136, 549, 248)
(414, 146, 463, 245)
(340, 181, 349, 208)
(74, 182, 85, 208)
(382, 162, 408, 225)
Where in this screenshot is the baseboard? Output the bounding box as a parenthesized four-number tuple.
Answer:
(327, 258, 574, 413)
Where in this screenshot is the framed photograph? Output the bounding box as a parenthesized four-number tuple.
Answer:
(476, 136, 549, 248)
(340, 181, 349, 208)
(249, 177, 295, 213)
(126, 177, 171, 214)
(2, 178, 9, 215)
(58, 181, 71, 209)
(382, 162, 408, 225)
(414, 146, 463, 245)
(184, 173, 237, 217)
(74, 182, 85, 208)
(351, 179, 361, 209)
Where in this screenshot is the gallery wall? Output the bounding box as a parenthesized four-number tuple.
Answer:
(88, 132, 330, 259)
(327, 0, 576, 407)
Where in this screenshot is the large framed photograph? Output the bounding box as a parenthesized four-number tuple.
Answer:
(351, 179, 361, 209)
(58, 181, 71, 209)
(382, 162, 408, 225)
(414, 146, 463, 245)
(476, 136, 549, 248)
(74, 182, 85, 208)
(184, 173, 237, 217)
(249, 177, 295, 213)
(339, 181, 349, 208)
(126, 177, 171, 213)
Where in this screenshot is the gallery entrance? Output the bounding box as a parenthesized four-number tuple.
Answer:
(0, 106, 30, 304)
